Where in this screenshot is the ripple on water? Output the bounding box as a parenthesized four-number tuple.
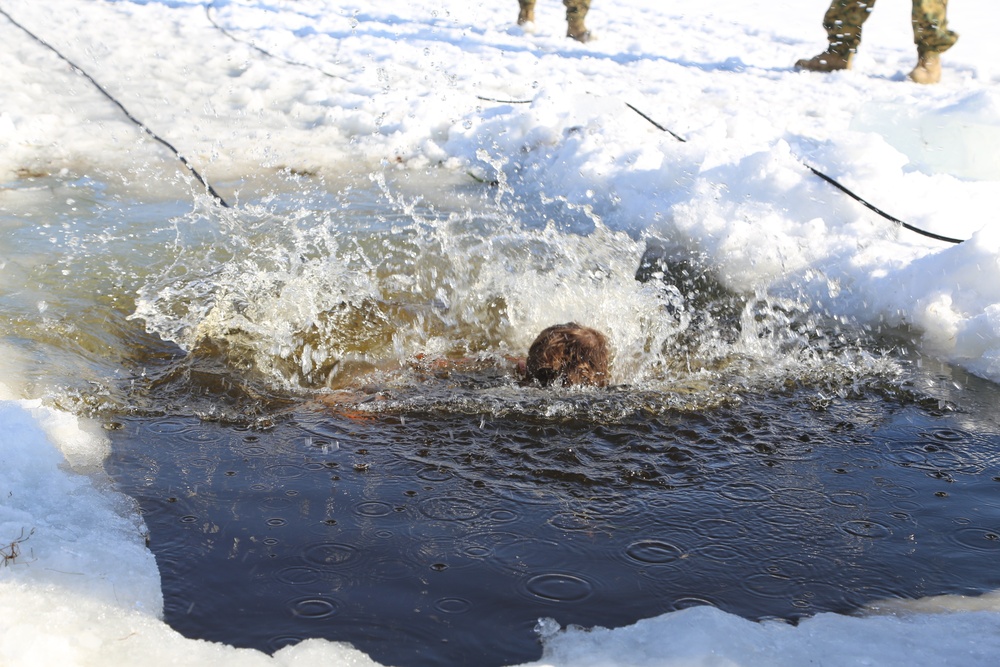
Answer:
(672, 595, 721, 611)
(276, 565, 321, 586)
(947, 526, 1000, 552)
(625, 539, 685, 565)
(770, 487, 829, 511)
(694, 543, 744, 563)
(872, 478, 917, 499)
(260, 496, 294, 511)
(487, 508, 520, 524)
(457, 531, 564, 574)
(408, 536, 478, 571)
(289, 596, 340, 619)
(434, 597, 472, 614)
(416, 467, 453, 483)
(764, 554, 841, 582)
(839, 519, 891, 539)
(717, 482, 773, 503)
(146, 419, 192, 435)
(692, 517, 749, 540)
(829, 491, 868, 508)
(548, 511, 597, 531)
(367, 557, 417, 582)
(924, 428, 969, 443)
(741, 572, 798, 600)
(791, 582, 848, 611)
(265, 463, 307, 480)
(885, 438, 983, 475)
(418, 496, 482, 521)
(302, 542, 360, 567)
(522, 573, 594, 603)
(845, 587, 909, 610)
(179, 428, 227, 445)
(150, 535, 198, 578)
(354, 501, 394, 517)
(268, 636, 304, 652)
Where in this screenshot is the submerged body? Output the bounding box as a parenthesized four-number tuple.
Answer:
(319, 322, 610, 413)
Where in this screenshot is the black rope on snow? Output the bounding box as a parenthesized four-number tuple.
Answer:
(624, 103, 687, 143)
(475, 96, 532, 105)
(204, 2, 348, 81)
(623, 102, 965, 245)
(0, 5, 231, 208)
(804, 165, 964, 245)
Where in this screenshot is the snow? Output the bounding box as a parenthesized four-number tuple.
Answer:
(2, 0, 1000, 664)
(521, 605, 1000, 667)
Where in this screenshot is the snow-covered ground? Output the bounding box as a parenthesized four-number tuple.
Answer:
(3, 0, 1000, 664)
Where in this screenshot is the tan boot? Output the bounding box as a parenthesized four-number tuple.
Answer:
(795, 50, 853, 72)
(567, 19, 592, 42)
(908, 52, 942, 84)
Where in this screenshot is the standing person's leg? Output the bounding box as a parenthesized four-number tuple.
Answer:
(518, 0, 535, 25)
(908, 0, 958, 83)
(796, 0, 877, 72)
(563, 0, 592, 42)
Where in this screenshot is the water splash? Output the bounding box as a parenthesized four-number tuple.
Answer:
(130, 170, 698, 398)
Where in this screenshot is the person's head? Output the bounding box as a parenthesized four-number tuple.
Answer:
(524, 323, 610, 388)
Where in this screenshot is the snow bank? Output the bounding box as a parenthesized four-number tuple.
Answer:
(521, 604, 1000, 667)
(0, 399, 384, 666)
(0, 401, 159, 614)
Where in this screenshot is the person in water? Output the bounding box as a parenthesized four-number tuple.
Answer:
(415, 322, 610, 388)
(320, 322, 610, 412)
(522, 322, 610, 388)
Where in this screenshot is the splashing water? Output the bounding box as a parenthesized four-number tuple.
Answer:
(120, 168, 903, 420)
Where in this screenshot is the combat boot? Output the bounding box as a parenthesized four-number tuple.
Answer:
(908, 52, 942, 84)
(795, 50, 853, 72)
(567, 23, 593, 42)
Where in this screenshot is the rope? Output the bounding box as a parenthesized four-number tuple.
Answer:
(623, 103, 964, 244)
(476, 95, 532, 105)
(803, 165, 964, 245)
(204, 1, 347, 81)
(624, 103, 687, 143)
(0, 4, 230, 208)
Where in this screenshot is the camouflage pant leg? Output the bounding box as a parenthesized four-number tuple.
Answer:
(563, 0, 590, 26)
(518, 0, 535, 24)
(822, 0, 877, 56)
(911, 0, 958, 54)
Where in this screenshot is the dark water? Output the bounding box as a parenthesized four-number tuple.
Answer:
(106, 373, 1000, 667)
(17, 168, 999, 665)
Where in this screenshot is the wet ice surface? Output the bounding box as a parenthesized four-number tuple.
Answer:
(107, 376, 1000, 667)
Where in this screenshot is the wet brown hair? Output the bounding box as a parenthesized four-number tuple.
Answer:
(524, 323, 610, 388)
